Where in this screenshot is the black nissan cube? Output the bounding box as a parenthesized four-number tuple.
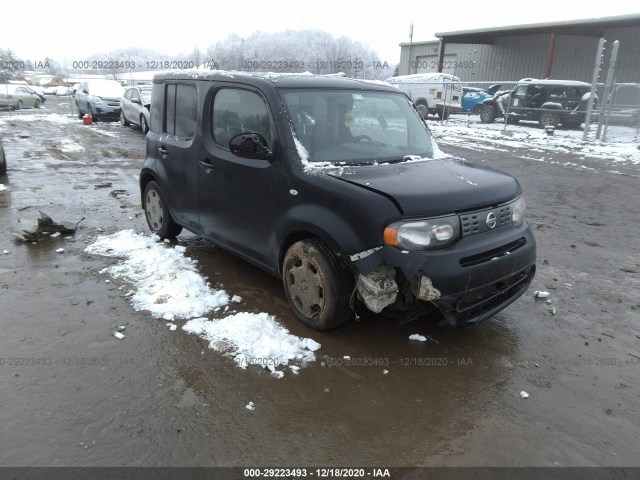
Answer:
(140, 71, 536, 330)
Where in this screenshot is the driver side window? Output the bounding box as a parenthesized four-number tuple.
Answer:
(212, 89, 272, 150)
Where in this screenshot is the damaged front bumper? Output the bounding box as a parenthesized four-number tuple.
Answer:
(352, 223, 536, 326)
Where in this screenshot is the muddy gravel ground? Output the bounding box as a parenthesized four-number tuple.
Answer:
(0, 99, 639, 469)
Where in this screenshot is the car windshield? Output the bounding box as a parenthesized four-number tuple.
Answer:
(281, 89, 433, 164)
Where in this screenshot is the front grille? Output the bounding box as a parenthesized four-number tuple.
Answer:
(436, 264, 536, 326)
(460, 205, 511, 237)
(459, 237, 527, 268)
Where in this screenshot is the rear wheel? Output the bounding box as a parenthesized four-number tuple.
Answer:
(14, 100, 23, 111)
(143, 181, 182, 239)
(479, 104, 496, 123)
(120, 110, 130, 126)
(282, 239, 353, 330)
(437, 107, 450, 120)
(140, 115, 149, 133)
(539, 111, 560, 128)
(34, 99, 41, 109)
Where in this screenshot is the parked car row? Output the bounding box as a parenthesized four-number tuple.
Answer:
(73, 79, 151, 132)
(385, 75, 594, 129)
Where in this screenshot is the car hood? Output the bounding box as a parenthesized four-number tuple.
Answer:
(326, 158, 520, 216)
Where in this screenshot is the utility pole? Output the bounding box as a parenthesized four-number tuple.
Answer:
(407, 24, 414, 75)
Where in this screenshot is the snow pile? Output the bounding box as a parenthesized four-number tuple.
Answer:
(85, 229, 229, 320)
(0, 184, 7, 191)
(183, 313, 321, 375)
(85, 229, 320, 376)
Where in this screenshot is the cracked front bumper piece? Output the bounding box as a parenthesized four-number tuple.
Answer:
(351, 223, 536, 325)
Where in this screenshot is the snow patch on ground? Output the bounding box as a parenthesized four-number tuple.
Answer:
(183, 314, 321, 376)
(85, 229, 229, 320)
(0, 184, 7, 191)
(57, 138, 85, 152)
(430, 117, 640, 165)
(0, 113, 77, 126)
(85, 229, 319, 376)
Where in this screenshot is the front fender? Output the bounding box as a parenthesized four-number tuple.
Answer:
(275, 203, 380, 274)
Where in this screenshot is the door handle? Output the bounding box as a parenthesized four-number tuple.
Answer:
(158, 146, 168, 155)
(199, 159, 215, 172)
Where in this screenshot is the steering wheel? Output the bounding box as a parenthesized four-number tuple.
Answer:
(352, 135, 373, 142)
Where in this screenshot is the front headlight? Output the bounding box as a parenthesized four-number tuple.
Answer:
(384, 215, 460, 250)
(511, 196, 526, 227)
(89, 95, 103, 103)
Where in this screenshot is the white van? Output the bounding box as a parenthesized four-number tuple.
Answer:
(386, 73, 463, 119)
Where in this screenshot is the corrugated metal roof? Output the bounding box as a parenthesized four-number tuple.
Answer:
(433, 13, 640, 43)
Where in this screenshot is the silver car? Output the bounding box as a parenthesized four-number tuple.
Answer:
(120, 86, 152, 133)
(0, 84, 41, 110)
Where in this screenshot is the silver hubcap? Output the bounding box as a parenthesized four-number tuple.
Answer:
(541, 113, 555, 125)
(286, 256, 325, 318)
(145, 189, 163, 231)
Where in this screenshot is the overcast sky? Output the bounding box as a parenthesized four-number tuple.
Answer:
(1, 0, 638, 64)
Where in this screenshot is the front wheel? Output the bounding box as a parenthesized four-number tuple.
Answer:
(120, 110, 130, 126)
(34, 99, 41, 109)
(13, 100, 23, 111)
(282, 239, 353, 330)
(140, 115, 149, 134)
(479, 105, 496, 123)
(143, 181, 182, 239)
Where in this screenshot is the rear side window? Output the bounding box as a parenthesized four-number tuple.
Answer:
(150, 84, 163, 132)
(212, 89, 272, 149)
(163, 84, 197, 139)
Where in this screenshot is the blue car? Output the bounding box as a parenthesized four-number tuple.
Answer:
(461, 87, 490, 113)
(461, 85, 501, 114)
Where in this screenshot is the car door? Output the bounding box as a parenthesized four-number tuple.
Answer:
(197, 86, 282, 270)
(156, 82, 200, 229)
(508, 85, 528, 117)
(129, 89, 141, 124)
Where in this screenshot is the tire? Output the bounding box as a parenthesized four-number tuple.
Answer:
(539, 111, 560, 128)
(120, 110, 130, 127)
(14, 100, 23, 111)
(472, 104, 482, 115)
(437, 108, 450, 120)
(0, 141, 6, 175)
(282, 239, 353, 330)
(87, 104, 96, 122)
(34, 99, 41, 109)
(415, 100, 428, 119)
(140, 115, 149, 134)
(479, 105, 496, 123)
(143, 181, 182, 239)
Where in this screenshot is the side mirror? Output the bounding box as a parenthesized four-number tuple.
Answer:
(131, 98, 141, 104)
(229, 132, 272, 159)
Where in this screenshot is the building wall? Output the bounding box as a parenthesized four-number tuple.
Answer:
(399, 25, 640, 84)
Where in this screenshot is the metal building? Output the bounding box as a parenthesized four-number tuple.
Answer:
(398, 14, 640, 83)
